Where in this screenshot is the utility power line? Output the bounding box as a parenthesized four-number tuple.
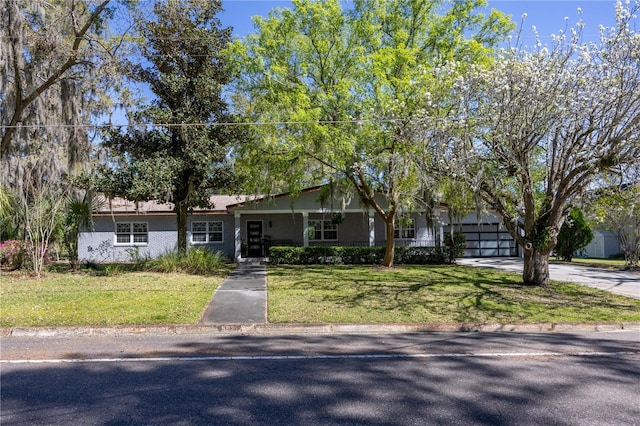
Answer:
(0, 117, 422, 130)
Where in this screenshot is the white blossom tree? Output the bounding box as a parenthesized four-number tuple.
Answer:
(420, 2, 640, 285)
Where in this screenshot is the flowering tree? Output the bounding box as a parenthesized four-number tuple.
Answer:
(423, 2, 640, 285)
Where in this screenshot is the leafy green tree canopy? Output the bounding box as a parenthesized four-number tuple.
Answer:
(587, 168, 640, 268)
(229, 0, 513, 266)
(90, 0, 242, 252)
(555, 208, 593, 262)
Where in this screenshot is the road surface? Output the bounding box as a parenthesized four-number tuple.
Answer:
(2, 331, 639, 425)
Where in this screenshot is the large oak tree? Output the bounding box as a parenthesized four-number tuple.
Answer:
(91, 0, 241, 253)
(0, 0, 125, 186)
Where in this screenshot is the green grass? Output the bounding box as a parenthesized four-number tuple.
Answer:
(550, 257, 628, 269)
(267, 265, 640, 324)
(3, 263, 638, 327)
(0, 269, 229, 327)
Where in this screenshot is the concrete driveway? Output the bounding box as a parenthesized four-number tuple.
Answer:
(457, 257, 640, 299)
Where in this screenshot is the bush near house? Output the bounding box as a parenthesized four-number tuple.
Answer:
(556, 208, 594, 261)
(268, 245, 453, 265)
(444, 231, 466, 263)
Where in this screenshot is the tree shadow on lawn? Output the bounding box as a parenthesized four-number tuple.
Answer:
(270, 265, 640, 323)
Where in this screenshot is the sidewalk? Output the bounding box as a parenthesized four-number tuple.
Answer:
(199, 263, 267, 324)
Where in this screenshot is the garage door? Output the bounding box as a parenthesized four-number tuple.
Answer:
(444, 223, 518, 257)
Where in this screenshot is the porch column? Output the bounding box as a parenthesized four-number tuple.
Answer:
(302, 212, 309, 247)
(368, 211, 375, 246)
(234, 212, 241, 261)
(439, 222, 444, 246)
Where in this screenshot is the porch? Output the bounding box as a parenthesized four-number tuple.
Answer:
(231, 211, 441, 261)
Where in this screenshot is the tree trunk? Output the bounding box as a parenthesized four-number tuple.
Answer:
(382, 218, 395, 267)
(176, 203, 188, 254)
(523, 249, 551, 286)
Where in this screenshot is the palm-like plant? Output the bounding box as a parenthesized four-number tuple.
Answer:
(62, 192, 96, 271)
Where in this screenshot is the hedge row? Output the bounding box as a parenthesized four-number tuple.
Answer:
(268, 245, 452, 265)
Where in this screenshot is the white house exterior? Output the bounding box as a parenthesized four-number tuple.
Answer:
(78, 186, 519, 263)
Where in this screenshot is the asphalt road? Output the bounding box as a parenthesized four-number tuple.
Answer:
(2, 331, 639, 425)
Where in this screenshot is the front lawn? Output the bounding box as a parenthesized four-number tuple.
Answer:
(267, 265, 640, 324)
(3, 264, 638, 327)
(0, 270, 227, 327)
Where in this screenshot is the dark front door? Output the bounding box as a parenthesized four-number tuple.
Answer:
(246, 221, 264, 257)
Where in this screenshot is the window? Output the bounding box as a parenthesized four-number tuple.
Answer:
(115, 222, 148, 245)
(192, 221, 223, 244)
(309, 220, 338, 241)
(394, 218, 415, 239)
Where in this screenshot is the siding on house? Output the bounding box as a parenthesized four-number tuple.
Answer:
(78, 187, 520, 263)
(582, 230, 621, 258)
(188, 213, 236, 259)
(79, 215, 178, 262)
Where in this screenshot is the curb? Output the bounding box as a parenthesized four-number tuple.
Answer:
(2, 322, 639, 338)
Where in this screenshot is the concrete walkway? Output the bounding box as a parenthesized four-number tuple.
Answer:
(199, 263, 267, 324)
(457, 257, 640, 299)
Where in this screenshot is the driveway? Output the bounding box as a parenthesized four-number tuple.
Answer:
(457, 257, 640, 299)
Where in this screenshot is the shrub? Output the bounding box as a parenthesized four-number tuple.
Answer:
(103, 264, 124, 276)
(268, 247, 304, 265)
(396, 246, 447, 264)
(149, 248, 228, 275)
(0, 240, 25, 269)
(556, 208, 593, 261)
(444, 231, 466, 263)
(183, 248, 227, 275)
(268, 245, 449, 265)
(0, 240, 45, 270)
(340, 246, 385, 264)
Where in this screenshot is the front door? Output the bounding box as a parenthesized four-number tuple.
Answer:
(246, 221, 264, 257)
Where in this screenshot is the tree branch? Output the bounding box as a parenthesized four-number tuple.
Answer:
(1, 0, 111, 158)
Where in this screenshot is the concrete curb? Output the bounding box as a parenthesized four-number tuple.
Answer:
(2, 321, 639, 338)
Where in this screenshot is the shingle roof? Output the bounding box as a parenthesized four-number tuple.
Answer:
(93, 194, 253, 215)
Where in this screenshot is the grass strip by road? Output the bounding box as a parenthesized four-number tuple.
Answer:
(0, 270, 228, 327)
(550, 257, 628, 269)
(267, 265, 640, 324)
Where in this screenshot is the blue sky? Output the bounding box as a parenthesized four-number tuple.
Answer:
(219, 0, 619, 43)
(106, 1, 621, 123)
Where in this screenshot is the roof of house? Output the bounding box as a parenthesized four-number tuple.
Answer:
(94, 194, 253, 215)
(225, 184, 325, 209)
(92, 185, 449, 216)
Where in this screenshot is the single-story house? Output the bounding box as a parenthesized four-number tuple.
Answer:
(78, 186, 519, 263)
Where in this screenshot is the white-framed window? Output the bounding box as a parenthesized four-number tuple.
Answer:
(394, 218, 416, 239)
(191, 221, 223, 244)
(115, 222, 148, 245)
(309, 220, 338, 241)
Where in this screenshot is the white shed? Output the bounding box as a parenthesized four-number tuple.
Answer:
(581, 230, 621, 259)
